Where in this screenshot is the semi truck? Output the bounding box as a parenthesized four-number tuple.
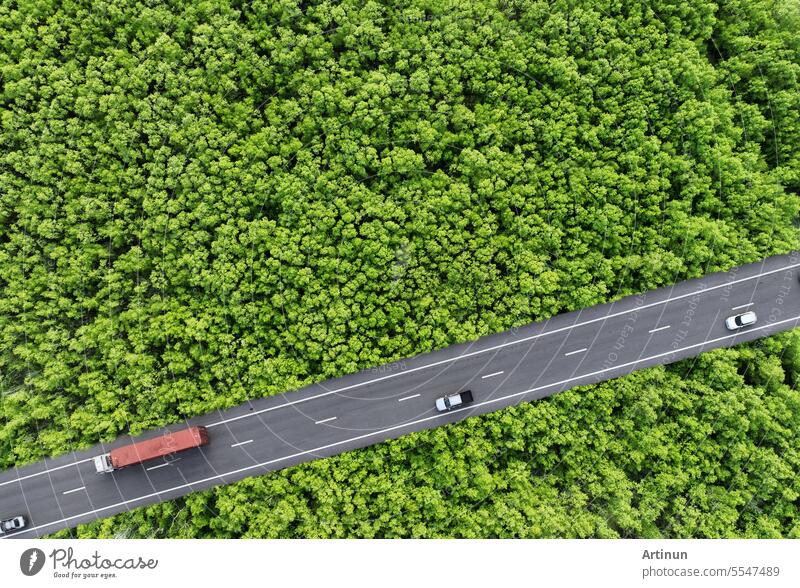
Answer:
(94, 426, 209, 473)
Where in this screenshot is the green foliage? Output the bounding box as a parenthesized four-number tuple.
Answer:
(3, 0, 799, 537)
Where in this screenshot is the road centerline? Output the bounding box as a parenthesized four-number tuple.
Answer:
(145, 463, 171, 471)
(648, 325, 671, 333)
(564, 348, 588, 356)
(481, 371, 504, 379)
(398, 394, 421, 402)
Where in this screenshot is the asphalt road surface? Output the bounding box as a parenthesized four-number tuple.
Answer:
(2, 253, 800, 538)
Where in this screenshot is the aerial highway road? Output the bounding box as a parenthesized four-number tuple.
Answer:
(2, 253, 800, 537)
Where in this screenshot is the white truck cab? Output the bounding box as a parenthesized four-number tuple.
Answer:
(435, 390, 474, 412)
(94, 454, 114, 474)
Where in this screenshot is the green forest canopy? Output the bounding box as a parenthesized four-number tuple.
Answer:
(0, 0, 798, 537)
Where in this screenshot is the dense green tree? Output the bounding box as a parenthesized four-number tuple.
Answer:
(2, 0, 798, 537)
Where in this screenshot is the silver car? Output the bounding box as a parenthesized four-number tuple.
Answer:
(725, 311, 756, 330)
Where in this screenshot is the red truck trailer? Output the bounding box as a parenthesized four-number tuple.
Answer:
(94, 426, 209, 473)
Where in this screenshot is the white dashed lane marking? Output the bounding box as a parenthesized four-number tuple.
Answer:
(564, 348, 587, 356)
(481, 371, 504, 379)
(397, 394, 420, 402)
(145, 463, 170, 471)
(648, 325, 671, 333)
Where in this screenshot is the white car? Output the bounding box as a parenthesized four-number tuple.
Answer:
(0, 515, 26, 535)
(725, 311, 756, 330)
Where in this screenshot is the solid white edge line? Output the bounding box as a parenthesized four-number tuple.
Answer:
(481, 371, 504, 379)
(204, 261, 800, 429)
(648, 325, 671, 333)
(145, 463, 170, 471)
(731, 303, 754, 310)
(0, 458, 96, 488)
(564, 348, 587, 356)
(15, 312, 800, 538)
(315, 417, 337, 424)
(397, 394, 421, 402)
(61, 486, 85, 495)
(231, 440, 254, 448)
